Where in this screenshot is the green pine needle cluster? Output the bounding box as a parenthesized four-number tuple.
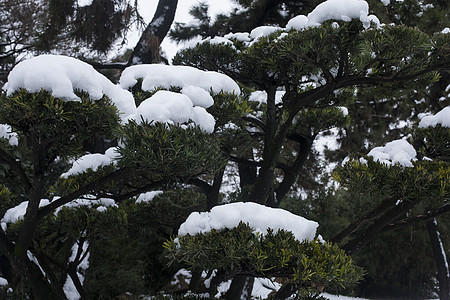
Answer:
(164, 222, 364, 296)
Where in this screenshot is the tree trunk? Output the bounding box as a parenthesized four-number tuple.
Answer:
(249, 86, 279, 205)
(225, 275, 248, 300)
(129, 0, 178, 65)
(426, 219, 450, 300)
(206, 169, 225, 210)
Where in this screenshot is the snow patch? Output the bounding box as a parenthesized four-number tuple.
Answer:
(286, 0, 378, 30)
(1, 199, 51, 230)
(61, 147, 119, 178)
(178, 202, 318, 241)
(120, 64, 240, 95)
(367, 139, 417, 167)
(135, 191, 163, 204)
(0, 124, 18, 146)
(3, 55, 136, 123)
(128, 90, 216, 133)
(418, 106, 450, 128)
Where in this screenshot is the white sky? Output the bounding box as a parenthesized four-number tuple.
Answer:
(127, 0, 235, 61)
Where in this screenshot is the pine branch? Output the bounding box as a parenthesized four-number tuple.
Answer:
(382, 204, 450, 232)
(37, 167, 133, 219)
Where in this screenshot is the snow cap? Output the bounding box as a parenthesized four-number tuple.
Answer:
(178, 202, 318, 241)
(367, 139, 417, 167)
(3, 55, 136, 123)
(418, 106, 450, 128)
(120, 64, 240, 95)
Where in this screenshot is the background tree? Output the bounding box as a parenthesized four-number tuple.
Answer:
(0, 0, 179, 84)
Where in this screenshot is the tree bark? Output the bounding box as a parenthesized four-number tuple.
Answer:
(426, 219, 450, 300)
(249, 85, 279, 205)
(129, 0, 178, 65)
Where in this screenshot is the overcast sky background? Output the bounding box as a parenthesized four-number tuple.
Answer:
(127, 0, 235, 61)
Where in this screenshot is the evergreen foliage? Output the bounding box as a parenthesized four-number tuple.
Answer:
(1, 0, 449, 299)
(164, 223, 363, 298)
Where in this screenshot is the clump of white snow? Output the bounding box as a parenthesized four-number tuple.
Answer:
(186, 0, 381, 52)
(287, 0, 379, 30)
(1, 199, 51, 230)
(55, 197, 117, 213)
(178, 202, 318, 241)
(338, 106, 349, 116)
(119, 64, 241, 133)
(367, 139, 417, 167)
(248, 90, 285, 105)
(0, 124, 18, 146)
(181, 85, 214, 108)
(61, 147, 119, 178)
(135, 191, 163, 204)
(418, 106, 450, 128)
(3, 55, 136, 122)
(224, 32, 251, 42)
(250, 26, 283, 40)
(0, 277, 8, 286)
(119, 64, 240, 95)
(126, 90, 216, 133)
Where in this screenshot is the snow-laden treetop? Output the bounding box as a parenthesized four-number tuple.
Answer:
(287, 0, 378, 30)
(2, 54, 240, 133)
(178, 202, 319, 242)
(3, 55, 137, 119)
(186, 0, 380, 49)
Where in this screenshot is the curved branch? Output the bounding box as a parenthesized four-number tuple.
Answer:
(382, 204, 450, 233)
(37, 167, 133, 219)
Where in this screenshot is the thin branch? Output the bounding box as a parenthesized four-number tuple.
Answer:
(37, 167, 133, 219)
(382, 204, 450, 233)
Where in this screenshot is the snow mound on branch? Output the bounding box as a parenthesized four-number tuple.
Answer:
(250, 26, 283, 39)
(3, 55, 136, 123)
(127, 90, 215, 133)
(135, 191, 163, 204)
(0, 277, 7, 286)
(367, 139, 417, 167)
(187, 0, 380, 49)
(54, 196, 117, 214)
(0, 124, 18, 146)
(249, 90, 285, 105)
(287, 0, 379, 30)
(418, 106, 450, 128)
(178, 202, 318, 241)
(1, 199, 51, 230)
(119, 64, 240, 95)
(288, 0, 370, 28)
(61, 147, 119, 178)
(181, 85, 214, 108)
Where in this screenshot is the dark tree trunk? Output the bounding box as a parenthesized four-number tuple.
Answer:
(273, 134, 313, 207)
(206, 169, 225, 210)
(426, 219, 450, 300)
(129, 0, 178, 65)
(249, 86, 279, 205)
(225, 275, 249, 300)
